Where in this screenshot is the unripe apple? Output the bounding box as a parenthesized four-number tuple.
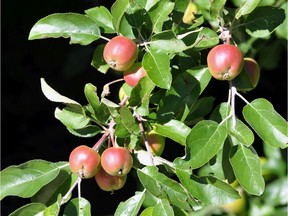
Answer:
(123, 63, 147, 87)
(233, 57, 260, 92)
(207, 44, 244, 80)
(95, 167, 127, 192)
(103, 36, 138, 71)
(145, 130, 166, 156)
(101, 147, 133, 176)
(69, 145, 101, 179)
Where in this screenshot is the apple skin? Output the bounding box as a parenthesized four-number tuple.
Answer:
(95, 167, 127, 192)
(233, 57, 260, 92)
(101, 147, 133, 176)
(207, 44, 244, 80)
(123, 63, 147, 87)
(103, 36, 138, 71)
(145, 130, 166, 156)
(69, 145, 101, 179)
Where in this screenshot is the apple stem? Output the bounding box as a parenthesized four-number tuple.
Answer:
(119, 95, 129, 106)
(92, 131, 109, 151)
(235, 90, 251, 105)
(109, 119, 117, 148)
(102, 78, 124, 97)
(136, 114, 154, 166)
(61, 176, 82, 205)
(100, 35, 111, 42)
(230, 85, 237, 129)
(78, 177, 82, 200)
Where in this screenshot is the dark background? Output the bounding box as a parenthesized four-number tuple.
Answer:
(1, 0, 287, 215)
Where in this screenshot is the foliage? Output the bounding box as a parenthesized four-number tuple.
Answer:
(1, 0, 287, 215)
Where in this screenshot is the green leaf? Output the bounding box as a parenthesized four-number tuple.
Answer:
(150, 31, 187, 53)
(111, 0, 129, 33)
(153, 199, 174, 216)
(67, 125, 101, 138)
(28, 13, 101, 45)
(63, 197, 91, 216)
(128, 76, 156, 116)
(210, 0, 227, 20)
(84, 83, 110, 123)
(9, 203, 47, 216)
(148, 0, 175, 33)
(31, 164, 77, 206)
(85, 6, 115, 33)
(245, 6, 286, 38)
(137, 166, 194, 211)
(229, 144, 265, 195)
(153, 119, 191, 146)
(229, 118, 255, 146)
(91, 44, 110, 74)
(0, 160, 66, 200)
(175, 168, 240, 205)
(184, 120, 228, 169)
(263, 176, 288, 206)
(143, 50, 172, 89)
(119, 107, 139, 133)
(42, 195, 62, 216)
(275, 2, 288, 40)
(55, 106, 90, 130)
(40, 78, 80, 105)
(235, 0, 261, 19)
(157, 66, 211, 122)
(242, 98, 288, 149)
(114, 191, 145, 216)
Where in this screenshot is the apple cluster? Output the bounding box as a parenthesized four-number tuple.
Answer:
(103, 35, 147, 88)
(69, 145, 133, 192)
(207, 43, 260, 91)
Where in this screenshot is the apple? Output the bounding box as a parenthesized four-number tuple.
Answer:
(144, 130, 166, 156)
(207, 44, 244, 80)
(233, 57, 260, 92)
(95, 167, 127, 192)
(101, 147, 133, 176)
(103, 36, 138, 71)
(123, 63, 147, 87)
(69, 145, 101, 179)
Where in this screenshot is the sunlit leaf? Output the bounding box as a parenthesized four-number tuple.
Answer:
(63, 197, 91, 216)
(235, 0, 261, 19)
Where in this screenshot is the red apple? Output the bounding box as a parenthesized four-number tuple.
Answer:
(101, 147, 133, 176)
(95, 167, 127, 192)
(103, 36, 138, 71)
(69, 145, 101, 179)
(123, 63, 147, 87)
(207, 44, 244, 80)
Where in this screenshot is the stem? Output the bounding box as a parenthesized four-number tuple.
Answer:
(92, 131, 109, 151)
(100, 35, 110, 42)
(136, 114, 154, 166)
(61, 176, 81, 205)
(108, 119, 117, 147)
(154, 156, 175, 171)
(102, 78, 124, 97)
(119, 95, 130, 107)
(230, 85, 237, 129)
(78, 178, 82, 200)
(235, 90, 250, 105)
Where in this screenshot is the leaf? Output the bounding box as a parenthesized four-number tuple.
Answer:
(85, 6, 115, 33)
(229, 118, 255, 146)
(185, 120, 228, 169)
(28, 13, 101, 45)
(42, 195, 62, 216)
(143, 50, 172, 89)
(84, 83, 110, 123)
(9, 203, 47, 216)
(245, 6, 286, 38)
(243, 98, 288, 149)
(275, 2, 288, 40)
(0, 160, 66, 200)
(175, 167, 240, 205)
(111, 0, 129, 33)
(210, 0, 227, 20)
(63, 197, 91, 216)
(91, 44, 110, 74)
(229, 144, 265, 195)
(137, 166, 194, 211)
(40, 78, 80, 105)
(148, 0, 175, 33)
(236, 0, 261, 19)
(119, 107, 139, 133)
(263, 176, 288, 206)
(153, 120, 191, 146)
(54, 106, 90, 130)
(153, 199, 174, 216)
(31, 164, 77, 206)
(67, 125, 101, 138)
(114, 191, 145, 216)
(150, 31, 187, 53)
(157, 66, 211, 122)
